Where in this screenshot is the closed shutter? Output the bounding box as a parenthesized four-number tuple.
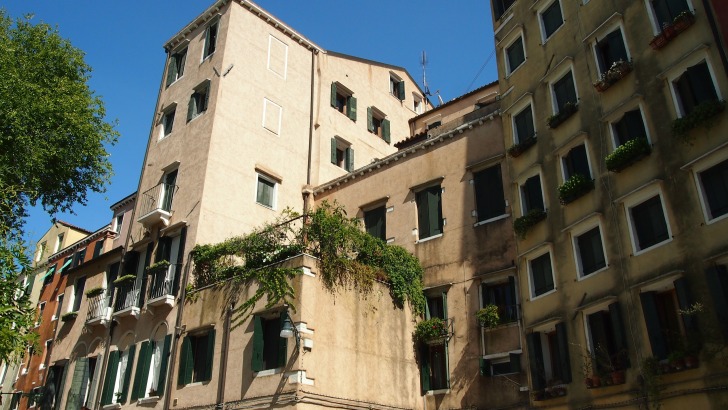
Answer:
(506, 37, 525, 72)
(474, 165, 505, 221)
(706, 266, 728, 338)
(419, 344, 430, 394)
(202, 330, 215, 382)
(166, 54, 178, 87)
(101, 351, 120, 405)
(479, 358, 491, 376)
(346, 147, 354, 172)
(330, 82, 337, 107)
(330, 138, 337, 165)
(640, 291, 668, 360)
(364, 207, 386, 241)
(278, 312, 288, 368)
(154, 335, 172, 397)
(131, 341, 150, 401)
(367, 107, 374, 132)
(382, 119, 391, 143)
(428, 187, 443, 236)
(674, 277, 696, 331)
(187, 93, 196, 122)
(252, 317, 264, 372)
(608, 302, 629, 367)
(64, 358, 87, 410)
(555, 322, 572, 383)
(119, 345, 136, 404)
(178, 336, 193, 385)
(526, 332, 545, 390)
(347, 96, 357, 121)
(172, 228, 187, 296)
(86, 354, 103, 408)
(138, 243, 153, 307)
(514, 105, 534, 143)
(397, 81, 405, 100)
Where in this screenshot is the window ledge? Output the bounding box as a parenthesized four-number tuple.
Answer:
(137, 396, 160, 405)
(255, 202, 275, 211)
(541, 24, 566, 46)
(416, 233, 443, 244)
(706, 213, 728, 226)
(577, 266, 609, 281)
(426, 389, 450, 396)
(530, 288, 557, 302)
(483, 321, 519, 332)
(102, 404, 121, 410)
(474, 213, 510, 227)
(632, 238, 672, 257)
(505, 62, 526, 79)
(255, 367, 283, 378)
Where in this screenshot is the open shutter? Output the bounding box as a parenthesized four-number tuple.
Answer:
(555, 322, 572, 383)
(202, 81, 210, 112)
(119, 345, 136, 404)
(507, 276, 517, 321)
(417, 190, 431, 239)
(382, 119, 391, 143)
(346, 147, 354, 172)
(674, 277, 696, 331)
(706, 266, 728, 338)
(526, 332, 545, 390)
(347, 96, 357, 121)
(367, 107, 374, 132)
(330, 138, 337, 165)
(86, 354, 103, 408)
(187, 93, 196, 122)
(397, 81, 405, 100)
(138, 243, 153, 307)
(640, 291, 668, 360)
(441, 291, 448, 320)
(428, 187, 443, 236)
(479, 358, 491, 376)
(202, 330, 215, 382)
(64, 357, 88, 410)
(178, 336, 192, 386)
(166, 54, 178, 87)
(278, 312, 288, 368)
(156, 335, 172, 396)
(330, 82, 337, 107)
(131, 342, 150, 401)
(172, 228, 187, 296)
(510, 352, 521, 374)
(101, 350, 120, 405)
(252, 317, 264, 372)
(608, 302, 629, 366)
(204, 24, 212, 57)
(419, 344, 430, 394)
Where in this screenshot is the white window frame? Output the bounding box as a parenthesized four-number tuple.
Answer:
(663, 50, 722, 118)
(52, 293, 63, 321)
(54, 233, 64, 253)
(605, 99, 652, 150)
(505, 93, 536, 145)
(35, 302, 45, 327)
(548, 66, 579, 116)
(255, 173, 278, 210)
(201, 18, 220, 62)
(159, 104, 177, 141)
(267, 35, 288, 80)
(500, 26, 526, 77)
(389, 72, 403, 99)
(413, 94, 424, 114)
(588, 19, 631, 77)
(524, 246, 557, 300)
(569, 216, 609, 280)
(537, 0, 565, 43)
(517, 169, 547, 216)
(686, 145, 728, 224)
(262, 98, 283, 136)
(643, 0, 695, 35)
(621, 183, 673, 255)
(558, 138, 593, 183)
(113, 214, 124, 234)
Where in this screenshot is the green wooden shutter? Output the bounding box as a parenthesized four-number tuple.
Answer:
(555, 322, 572, 383)
(156, 335, 172, 397)
(367, 107, 374, 132)
(187, 93, 195, 122)
(640, 291, 668, 360)
(397, 81, 405, 100)
(416, 190, 430, 239)
(509, 352, 521, 374)
(204, 24, 212, 57)
(25, 273, 35, 297)
(674, 277, 696, 331)
(120, 345, 136, 404)
(165, 54, 177, 87)
(347, 96, 357, 121)
(608, 302, 628, 366)
(479, 357, 490, 376)
(101, 350, 120, 405)
(252, 316, 264, 372)
(138, 243, 153, 307)
(428, 187, 443, 236)
(441, 291, 448, 320)
(202, 81, 210, 112)
(382, 119, 391, 143)
(278, 312, 288, 368)
(705, 266, 728, 338)
(419, 344, 430, 394)
(131, 341, 150, 401)
(178, 336, 193, 385)
(87, 354, 103, 408)
(202, 330, 215, 382)
(330, 138, 337, 164)
(172, 228, 186, 297)
(330, 82, 337, 107)
(526, 332, 545, 390)
(346, 147, 354, 172)
(64, 357, 88, 410)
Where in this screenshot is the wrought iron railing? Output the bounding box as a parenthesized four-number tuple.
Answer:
(149, 263, 178, 301)
(114, 280, 140, 312)
(138, 183, 178, 217)
(86, 292, 109, 322)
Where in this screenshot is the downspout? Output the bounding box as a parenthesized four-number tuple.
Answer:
(215, 303, 233, 409)
(701, 0, 728, 76)
(163, 251, 192, 410)
(303, 49, 318, 217)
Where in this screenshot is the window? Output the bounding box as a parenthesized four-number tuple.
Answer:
(165, 48, 187, 87)
(114, 214, 124, 234)
(53, 294, 63, 320)
(390, 75, 405, 100)
(267, 35, 288, 79)
(481, 277, 518, 324)
(574, 226, 607, 277)
(59, 255, 73, 274)
(161, 108, 175, 138)
(505, 36, 525, 75)
(639, 278, 694, 360)
(54, 233, 64, 252)
(697, 158, 728, 221)
(562, 144, 591, 180)
(648, 0, 690, 28)
(585, 303, 628, 374)
(36, 241, 46, 262)
(256, 174, 277, 209)
(513, 104, 535, 143)
(420, 293, 449, 393)
(593, 28, 629, 75)
(252, 314, 287, 372)
(100, 346, 136, 405)
(474, 165, 506, 222)
(43, 264, 56, 286)
(612, 108, 648, 147)
(416, 185, 443, 240)
(71, 276, 86, 312)
(413, 95, 423, 114)
(552, 70, 577, 113)
(525, 322, 572, 391)
(480, 354, 521, 377)
(35, 302, 45, 327)
(65, 356, 100, 409)
(131, 335, 172, 400)
(539, 0, 564, 40)
(367, 107, 391, 143)
(529, 252, 555, 297)
(627, 194, 671, 252)
(161, 170, 178, 212)
(330, 82, 357, 121)
(426, 120, 441, 131)
(330, 138, 354, 172)
(40, 339, 52, 369)
(492, 0, 515, 20)
(73, 249, 87, 268)
(92, 241, 104, 258)
(364, 206, 386, 241)
(203, 20, 219, 60)
(671, 61, 719, 117)
(187, 81, 210, 122)
(179, 330, 215, 384)
(520, 174, 545, 214)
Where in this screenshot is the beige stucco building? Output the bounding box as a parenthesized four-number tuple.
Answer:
(492, 0, 728, 407)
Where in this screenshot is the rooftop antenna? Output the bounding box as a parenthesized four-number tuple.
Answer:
(434, 90, 444, 106)
(421, 51, 431, 96)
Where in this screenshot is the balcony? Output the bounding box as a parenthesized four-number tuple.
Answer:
(113, 280, 140, 318)
(137, 182, 177, 227)
(147, 263, 178, 308)
(86, 292, 112, 327)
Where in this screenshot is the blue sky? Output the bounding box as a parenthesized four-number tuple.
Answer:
(5, 1, 498, 245)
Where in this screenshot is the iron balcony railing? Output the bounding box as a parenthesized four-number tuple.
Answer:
(149, 263, 178, 301)
(114, 280, 140, 312)
(86, 292, 109, 322)
(138, 183, 178, 218)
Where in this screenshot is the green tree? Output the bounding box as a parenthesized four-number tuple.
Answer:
(0, 11, 118, 363)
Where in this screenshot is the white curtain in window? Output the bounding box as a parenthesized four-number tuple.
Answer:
(147, 340, 163, 396)
(114, 350, 128, 400)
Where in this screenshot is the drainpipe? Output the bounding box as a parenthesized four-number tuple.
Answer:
(93, 320, 116, 410)
(701, 0, 728, 76)
(216, 303, 233, 409)
(303, 49, 318, 216)
(163, 251, 192, 410)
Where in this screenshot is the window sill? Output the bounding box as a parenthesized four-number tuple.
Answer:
(705, 212, 728, 225)
(530, 288, 557, 302)
(254, 367, 283, 378)
(425, 389, 450, 396)
(632, 238, 672, 257)
(201, 53, 215, 64)
(137, 396, 160, 405)
(255, 202, 275, 211)
(541, 24, 565, 46)
(577, 265, 609, 281)
(101, 404, 121, 410)
(483, 321, 519, 332)
(474, 213, 510, 227)
(416, 233, 443, 244)
(166, 77, 183, 89)
(505, 62, 526, 79)
(187, 111, 206, 124)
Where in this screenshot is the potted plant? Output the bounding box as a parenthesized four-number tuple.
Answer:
(513, 209, 547, 239)
(558, 174, 594, 205)
(507, 136, 537, 158)
(476, 304, 500, 329)
(672, 10, 695, 31)
(672, 100, 726, 141)
(667, 349, 685, 371)
(61, 312, 78, 322)
(605, 137, 651, 172)
(547, 102, 578, 129)
(147, 260, 170, 276)
(113, 274, 137, 285)
(413, 317, 449, 344)
(85, 287, 105, 298)
(593, 60, 633, 92)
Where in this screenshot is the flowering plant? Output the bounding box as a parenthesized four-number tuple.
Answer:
(413, 318, 448, 342)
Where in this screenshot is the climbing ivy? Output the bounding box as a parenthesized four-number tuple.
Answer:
(189, 201, 425, 321)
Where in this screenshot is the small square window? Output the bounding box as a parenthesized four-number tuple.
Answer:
(256, 174, 277, 209)
(505, 36, 526, 75)
(187, 81, 210, 122)
(627, 194, 670, 252)
(203, 21, 219, 60)
(529, 252, 555, 297)
(413, 96, 424, 114)
(474, 165, 506, 222)
(330, 82, 357, 121)
(179, 330, 215, 384)
(390, 76, 405, 100)
(574, 226, 607, 277)
(416, 185, 443, 240)
(367, 107, 391, 143)
(330, 138, 354, 172)
(562, 144, 591, 180)
(426, 120, 442, 131)
(697, 158, 728, 221)
(552, 70, 577, 113)
(165, 48, 187, 87)
(540, 0, 564, 41)
(513, 104, 535, 144)
(161, 109, 176, 138)
(364, 206, 386, 241)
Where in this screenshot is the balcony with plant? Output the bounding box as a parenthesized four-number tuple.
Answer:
(672, 99, 726, 142)
(593, 60, 633, 92)
(558, 174, 594, 205)
(413, 317, 451, 345)
(605, 137, 651, 172)
(513, 209, 547, 239)
(148, 260, 177, 307)
(547, 102, 578, 129)
(649, 11, 696, 50)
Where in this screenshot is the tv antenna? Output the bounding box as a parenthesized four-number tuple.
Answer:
(421, 51, 431, 96)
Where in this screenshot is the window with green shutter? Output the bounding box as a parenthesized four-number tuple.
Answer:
(179, 330, 215, 385)
(251, 314, 287, 372)
(203, 21, 219, 60)
(562, 144, 591, 180)
(187, 80, 210, 122)
(389, 76, 405, 100)
(331, 138, 354, 172)
(552, 70, 577, 113)
(416, 185, 443, 240)
(672, 61, 719, 116)
(506, 36, 525, 74)
(330, 82, 356, 120)
(165, 48, 187, 87)
(367, 107, 391, 142)
(364, 206, 387, 241)
(526, 323, 571, 390)
(640, 280, 694, 360)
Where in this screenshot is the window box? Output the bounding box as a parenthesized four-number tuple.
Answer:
(532, 385, 567, 401)
(414, 318, 450, 345)
(147, 260, 170, 277)
(507, 136, 537, 158)
(61, 312, 78, 322)
(605, 137, 651, 172)
(514, 209, 547, 239)
(672, 100, 726, 141)
(593, 60, 632, 92)
(546, 102, 578, 129)
(649, 11, 695, 50)
(113, 274, 137, 285)
(558, 174, 594, 205)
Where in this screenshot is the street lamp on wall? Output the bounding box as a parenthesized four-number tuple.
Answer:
(279, 310, 300, 349)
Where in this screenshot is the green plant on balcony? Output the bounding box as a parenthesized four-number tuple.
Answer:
(85, 287, 105, 297)
(476, 304, 500, 329)
(513, 209, 547, 239)
(672, 100, 726, 142)
(558, 174, 594, 205)
(507, 136, 537, 158)
(593, 60, 633, 92)
(147, 260, 170, 276)
(413, 317, 449, 343)
(61, 312, 78, 322)
(113, 274, 137, 285)
(605, 137, 651, 172)
(546, 102, 578, 129)
(649, 11, 695, 50)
